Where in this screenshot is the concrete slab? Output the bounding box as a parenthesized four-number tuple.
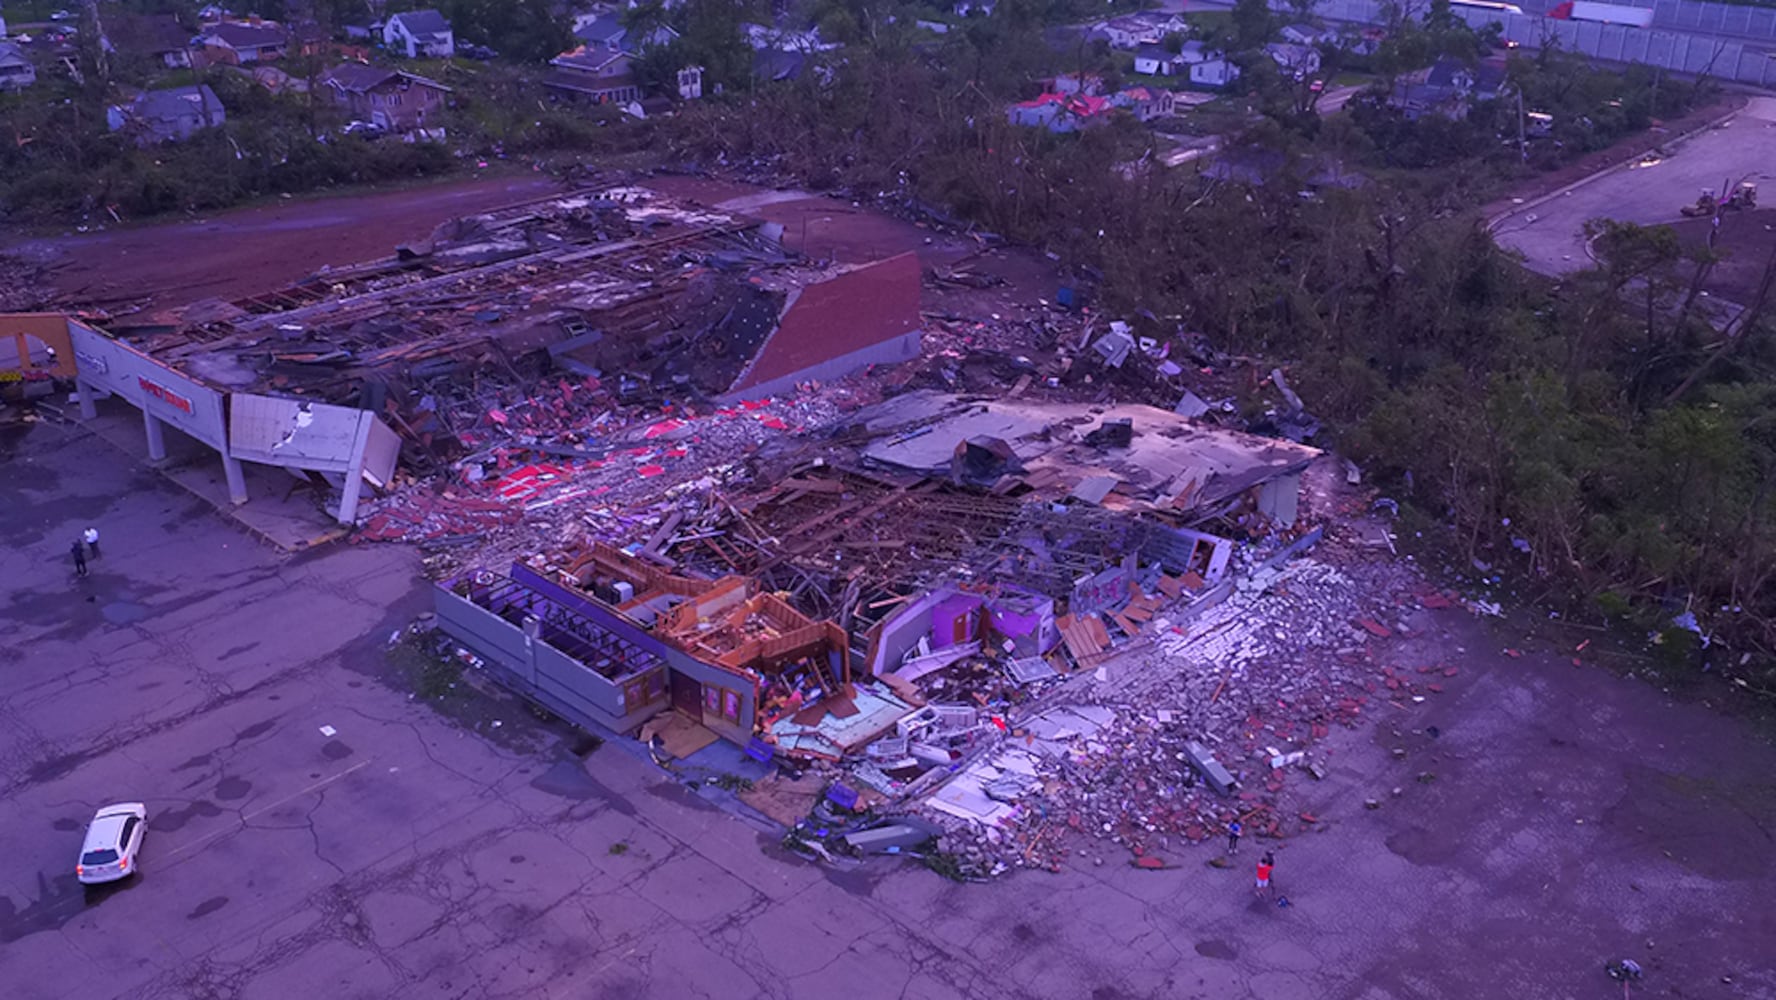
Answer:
(71, 399, 349, 551)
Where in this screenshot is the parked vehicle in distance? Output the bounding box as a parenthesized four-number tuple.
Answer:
(77, 803, 147, 885)
(51, 10, 76, 21)
(1450, 0, 1527, 16)
(343, 120, 388, 138)
(1549, 1, 1655, 27)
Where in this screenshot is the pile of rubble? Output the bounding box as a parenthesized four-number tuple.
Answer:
(876, 535, 1444, 876)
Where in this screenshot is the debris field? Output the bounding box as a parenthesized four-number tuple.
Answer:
(46, 177, 1474, 877)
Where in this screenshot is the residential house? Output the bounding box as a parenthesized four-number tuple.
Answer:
(1265, 42, 1321, 80)
(740, 18, 837, 56)
(1178, 43, 1240, 88)
(1008, 92, 1112, 133)
(320, 63, 451, 129)
(1279, 23, 1336, 46)
(0, 40, 34, 89)
(1111, 86, 1176, 123)
(1097, 11, 1187, 50)
(572, 12, 677, 54)
(199, 20, 288, 64)
(1191, 57, 1240, 88)
(1389, 57, 1508, 120)
(545, 46, 641, 105)
(1134, 45, 1186, 77)
(383, 9, 454, 59)
(1429, 57, 1508, 101)
(106, 85, 225, 145)
(107, 14, 196, 68)
(342, 20, 382, 40)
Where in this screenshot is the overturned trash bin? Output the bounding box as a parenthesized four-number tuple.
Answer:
(1183, 740, 1239, 796)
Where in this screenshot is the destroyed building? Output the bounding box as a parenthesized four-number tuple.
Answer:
(52, 187, 932, 522)
(428, 383, 1320, 765)
(26, 180, 1360, 869)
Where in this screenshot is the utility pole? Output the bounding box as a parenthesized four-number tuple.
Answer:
(1516, 87, 1527, 164)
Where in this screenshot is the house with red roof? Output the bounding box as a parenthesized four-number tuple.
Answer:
(1007, 92, 1113, 133)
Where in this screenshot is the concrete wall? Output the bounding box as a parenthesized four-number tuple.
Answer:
(434, 584, 537, 683)
(869, 590, 953, 676)
(509, 565, 759, 744)
(1286, 0, 1776, 87)
(69, 323, 228, 449)
(433, 581, 665, 735)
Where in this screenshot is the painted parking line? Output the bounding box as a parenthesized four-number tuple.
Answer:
(156, 759, 373, 866)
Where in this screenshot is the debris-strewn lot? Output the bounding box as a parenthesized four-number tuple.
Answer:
(5, 419, 1775, 1000)
(7, 174, 561, 314)
(5, 170, 1775, 999)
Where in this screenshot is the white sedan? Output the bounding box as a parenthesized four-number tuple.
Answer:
(76, 803, 147, 884)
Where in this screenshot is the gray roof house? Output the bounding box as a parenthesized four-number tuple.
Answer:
(1266, 42, 1321, 79)
(107, 85, 226, 145)
(1391, 58, 1510, 120)
(383, 9, 454, 58)
(572, 12, 678, 54)
(0, 41, 35, 90)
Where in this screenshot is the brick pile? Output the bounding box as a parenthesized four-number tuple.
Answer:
(925, 546, 1451, 876)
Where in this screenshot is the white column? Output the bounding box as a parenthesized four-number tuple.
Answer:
(143, 410, 167, 462)
(222, 454, 248, 505)
(335, 413, 375, 525)
(75, 376, 99, 420)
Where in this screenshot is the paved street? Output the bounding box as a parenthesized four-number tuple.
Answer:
(3, 416, 1773, 999)
(1492, 95, 1776, 279)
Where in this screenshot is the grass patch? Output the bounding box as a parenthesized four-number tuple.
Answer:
(919, 843, 969, 882)
(387, 638, 464, 701)
(706, 773, 754, 792)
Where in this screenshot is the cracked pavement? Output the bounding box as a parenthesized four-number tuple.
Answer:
(2, 418, 1774, 999)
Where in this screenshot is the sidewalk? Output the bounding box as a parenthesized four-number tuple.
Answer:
(63, 396, 349, 553)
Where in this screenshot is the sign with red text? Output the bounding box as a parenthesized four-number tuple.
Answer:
(68, 321, 227, 449)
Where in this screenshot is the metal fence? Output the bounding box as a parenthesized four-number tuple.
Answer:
(1283, 0, 1776, 87)
(1631, 0, 1776, 43)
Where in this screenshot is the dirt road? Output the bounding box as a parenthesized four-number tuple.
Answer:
(5, 174, 562, 315)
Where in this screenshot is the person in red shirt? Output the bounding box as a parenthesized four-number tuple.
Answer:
(1255, 852, 1276, 899)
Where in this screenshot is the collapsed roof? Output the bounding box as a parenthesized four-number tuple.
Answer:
(852, 390, 1320, 520)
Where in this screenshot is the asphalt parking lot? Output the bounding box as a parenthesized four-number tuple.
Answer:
(3, 414, 1774, 1000)
(1492, 95, 1776, 282)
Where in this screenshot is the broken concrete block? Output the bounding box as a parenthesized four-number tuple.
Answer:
(844, 818, 942, 854)
(1182, 740, 1238, 796)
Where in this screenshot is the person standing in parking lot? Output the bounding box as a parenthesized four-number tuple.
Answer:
(71, 539, 89, 578)
(84, 526, 101, 558)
